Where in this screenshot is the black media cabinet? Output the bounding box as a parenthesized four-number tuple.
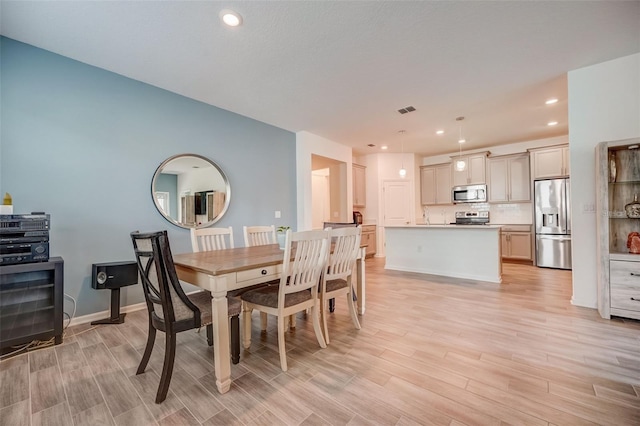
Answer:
(0, 257, 64, 349)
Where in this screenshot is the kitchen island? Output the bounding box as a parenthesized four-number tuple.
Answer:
(384, 225, 502, 283)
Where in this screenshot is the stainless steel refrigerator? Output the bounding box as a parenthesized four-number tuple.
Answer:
(534, 178, 572, 269)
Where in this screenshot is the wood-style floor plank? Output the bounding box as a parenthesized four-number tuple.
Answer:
(0, 259, 638, 425)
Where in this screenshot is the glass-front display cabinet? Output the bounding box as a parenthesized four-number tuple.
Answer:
(596, 138, 640, 320)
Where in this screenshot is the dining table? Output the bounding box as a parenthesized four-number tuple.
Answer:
(172, 243, 366, 394)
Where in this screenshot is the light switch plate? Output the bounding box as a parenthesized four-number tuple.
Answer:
(275, 210, 281, 218)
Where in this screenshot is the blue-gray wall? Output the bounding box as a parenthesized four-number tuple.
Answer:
(0, 37, 297, 317)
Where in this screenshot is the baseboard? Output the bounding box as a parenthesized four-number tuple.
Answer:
(68, 302, 147, 327)
(67, 289, 204, 327)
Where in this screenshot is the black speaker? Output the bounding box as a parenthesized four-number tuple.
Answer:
(91, 261, 138, 290)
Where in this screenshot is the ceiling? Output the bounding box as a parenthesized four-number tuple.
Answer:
(1, 1, 639, 157)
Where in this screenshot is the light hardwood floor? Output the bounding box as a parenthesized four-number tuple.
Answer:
(1, 259, 639, 425)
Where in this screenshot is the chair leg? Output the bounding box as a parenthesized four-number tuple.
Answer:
(156, 331, 177, 404)
(289, 314, 296, 330)
(243, 307, 252, 349)
(329, 298, 335, 312)
(320, 296, 330, 345)
(137, 320, 156, 375)
(346, 292, 361, 330)
(311, 304, 327, 349)
(260, 312, 268, 332)
(206, 324, 213, 346)
(230, 314, 240, 364)
(277, 315, 288, 371)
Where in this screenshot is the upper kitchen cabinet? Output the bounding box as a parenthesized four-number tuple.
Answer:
(487, 153, 531, 202)
(421, 163, 452, 205)
(451, 152, 488, 186)
(353, 164, 366, 207)
(529, 145, 570, 179)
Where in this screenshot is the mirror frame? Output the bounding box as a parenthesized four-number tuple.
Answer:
(151, 153, 231, 229)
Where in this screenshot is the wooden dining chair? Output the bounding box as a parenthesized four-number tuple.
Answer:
(131, 230, 241, 403)
(243, 225, 277, 247)
(320, 226, 362, 344)
(241, 229, 329, 371)
(190, 226, 234, 252)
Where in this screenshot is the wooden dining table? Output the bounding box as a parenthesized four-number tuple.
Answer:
(172, 243, 366, 394)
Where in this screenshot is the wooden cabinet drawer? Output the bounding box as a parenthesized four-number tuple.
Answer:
(236, 265, 279, 283)
(609, 260, 640, 312)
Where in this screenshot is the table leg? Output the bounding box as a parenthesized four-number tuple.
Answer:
(356, 249, 366, 315)
(210, 283, 231, 394)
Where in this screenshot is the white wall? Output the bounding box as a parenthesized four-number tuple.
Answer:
(568, 53, 640, 308)
(296, 131, 354, 230)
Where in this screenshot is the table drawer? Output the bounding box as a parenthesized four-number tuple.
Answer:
(609, 260, 640, 312)
(236, 265, 279, 283)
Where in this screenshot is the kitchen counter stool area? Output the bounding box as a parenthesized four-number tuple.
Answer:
(384, 225, 503, 283)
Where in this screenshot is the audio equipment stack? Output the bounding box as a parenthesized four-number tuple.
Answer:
(0, 213, 50, 265)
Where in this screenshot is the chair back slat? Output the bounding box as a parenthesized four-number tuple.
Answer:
(132, 231, 200, 327)
(191, 227, 234, 252)
(243, 225, 277, 247)
(280, 229, 329, 297)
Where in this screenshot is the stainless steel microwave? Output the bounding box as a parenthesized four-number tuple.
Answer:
(452, 184, 487, 203)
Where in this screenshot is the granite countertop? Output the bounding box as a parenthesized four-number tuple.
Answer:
(385, 224, 502, 229)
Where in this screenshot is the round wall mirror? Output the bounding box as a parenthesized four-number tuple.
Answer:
(151, 154, 231, 229)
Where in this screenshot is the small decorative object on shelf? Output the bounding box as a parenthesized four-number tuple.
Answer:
(625, 194, 640, 218)
(609, 151, 617, 182)
(627, 232, 640, 254)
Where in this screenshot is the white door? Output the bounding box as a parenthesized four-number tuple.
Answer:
(383, 180, 411, 226)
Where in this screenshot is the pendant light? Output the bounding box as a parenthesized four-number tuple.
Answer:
(398, 130, 407, 177)
(455, 116, 466, 172)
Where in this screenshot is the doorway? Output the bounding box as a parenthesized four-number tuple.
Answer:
(311, 155, 348, 229)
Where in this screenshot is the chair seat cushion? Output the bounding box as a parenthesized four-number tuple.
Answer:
(240, 285, 311, 308)
(324, 278, 348, 293)
(187, 291, 242, 326)
(227, 280, 278, 298)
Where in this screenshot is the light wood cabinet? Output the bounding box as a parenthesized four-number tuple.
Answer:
(361, 225, 376, 258)
(596, 138, 640, 320)
(420, 163, 452, 205)
(451, 152, 488, 186)
(353, 164, 366, 207)
(500, 226, 532, 261)
(530, 145, 570, 179)
(487, 153, 531, 202)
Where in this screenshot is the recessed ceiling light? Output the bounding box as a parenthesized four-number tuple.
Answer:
(381, 145, 388, 150)
(436, 130, 444, 135)
(547, 121, 558, 126)
(220, 9, 242, 27)
(545, 98, 558, 105)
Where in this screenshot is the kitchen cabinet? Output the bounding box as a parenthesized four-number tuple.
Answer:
(451, 152, 488, 186)
(529, 145, 570, 179)
(361, 225, 376, 258)
(487, 153, 531, 202)
(596, 138, 640, 320)
(353, 164, 366, 207)
(0, 257, 64, 349)
(499, 225, 532, 262)
(420, 163, 452, 205)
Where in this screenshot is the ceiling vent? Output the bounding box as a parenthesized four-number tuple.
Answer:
(397, 106, 416, 114)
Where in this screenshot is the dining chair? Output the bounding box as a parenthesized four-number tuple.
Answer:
(320, 226, 362, 344)
(190, 226, 234, 252)
(241, 229, 329, 371)
(322, 222, 357, 312)
(243, 225, 277, 247)
(241, 224, 278, 330)
(190, 226, 242, 362)
(131, 230, 241, 403)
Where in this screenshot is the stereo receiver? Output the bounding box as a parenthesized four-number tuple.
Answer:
(0, 213, 50, 265)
